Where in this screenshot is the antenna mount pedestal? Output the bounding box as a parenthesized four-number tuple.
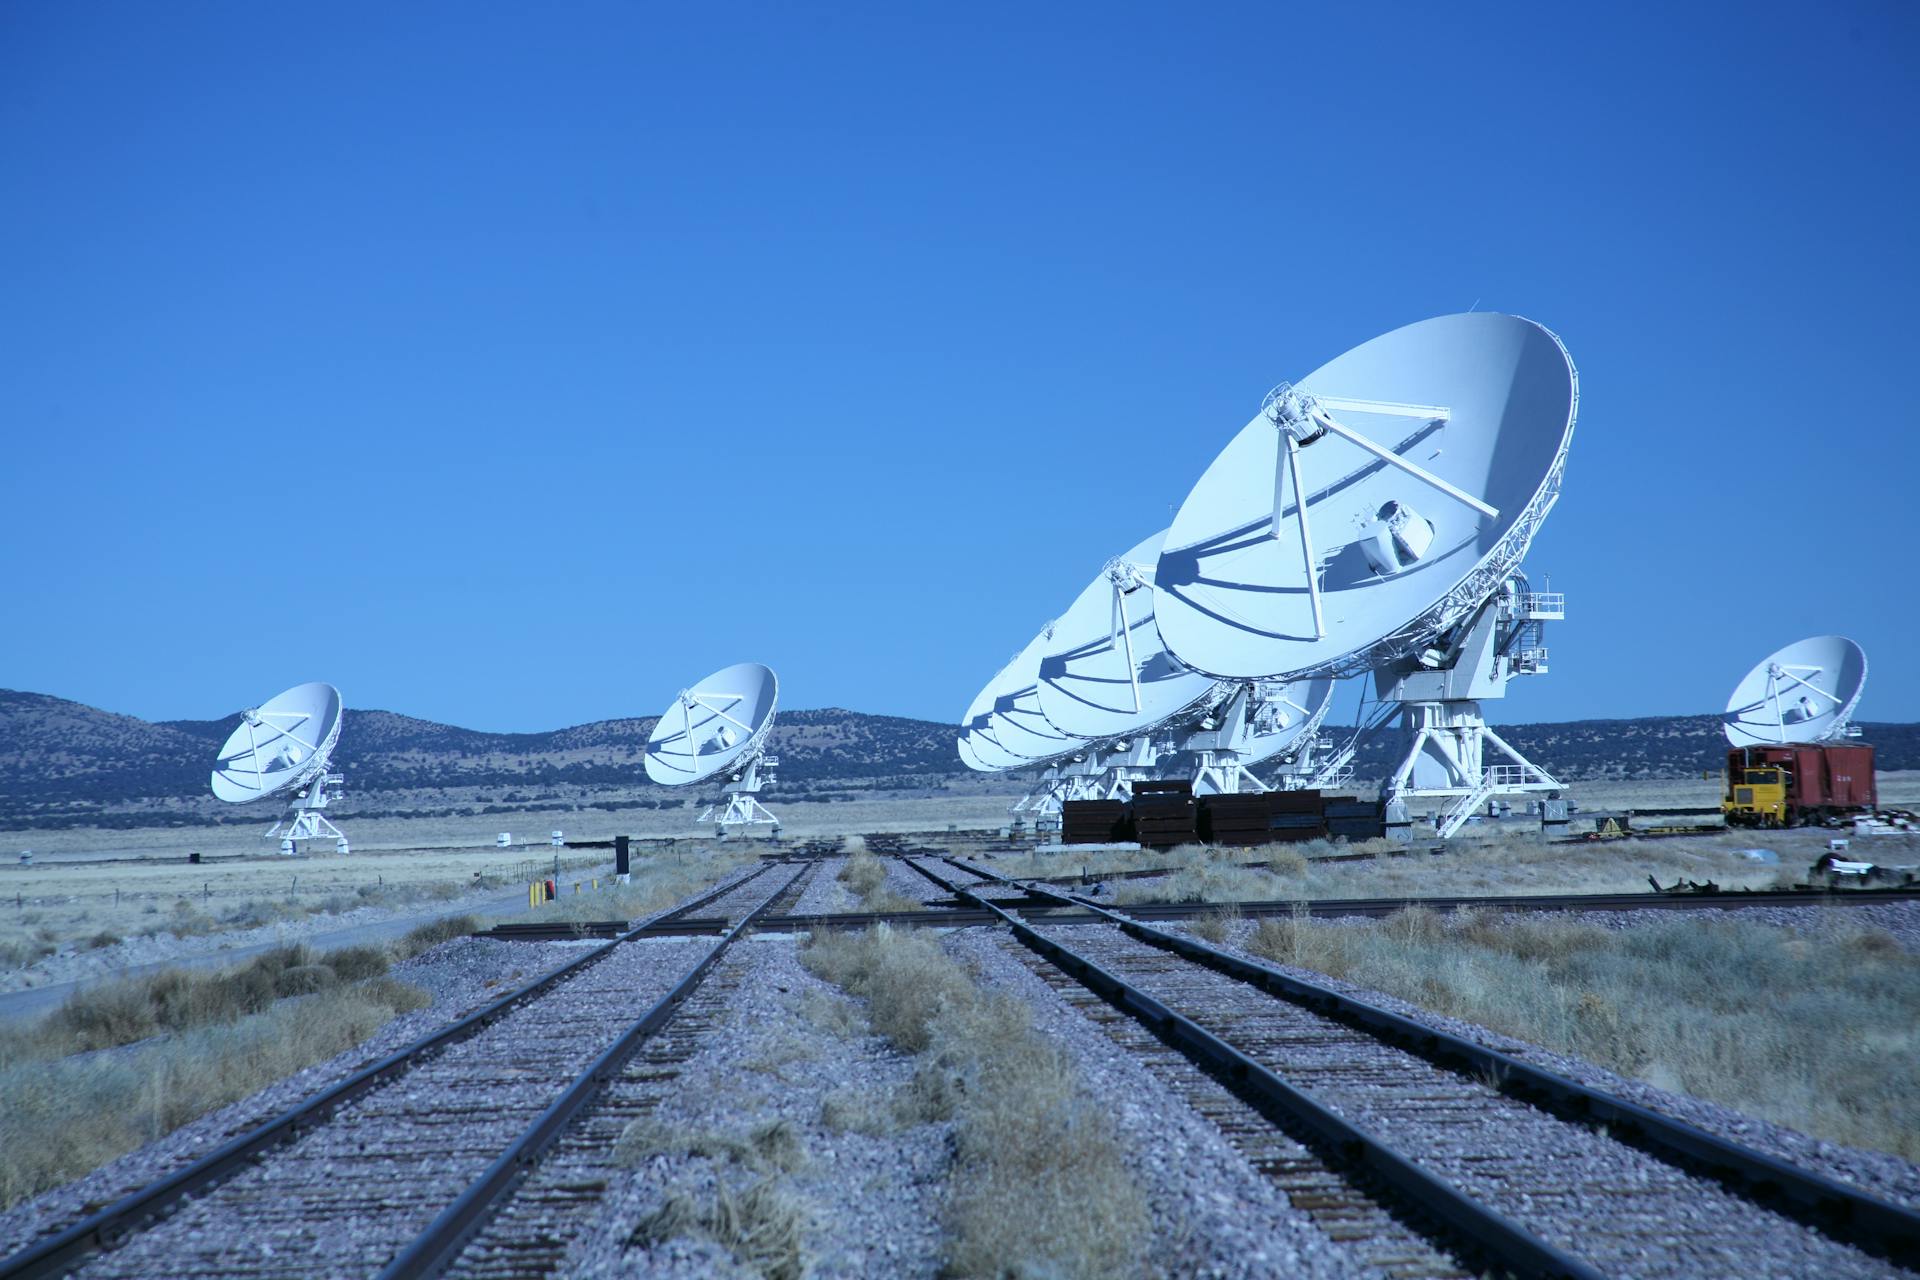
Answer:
(1009, 764, 1069, 833)
(1377, 580, 1564, 839)
(265, 771, 350, 855)
(699, 756, 780, 834)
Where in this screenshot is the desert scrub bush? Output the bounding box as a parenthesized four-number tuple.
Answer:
(85, 931, 123, 951)
(1, 943, 401, 1063)
(801, 927, 974, 1052)
(802, 926, 1149, 1278)
(0, 937, 58, 969)
(394, 914, 483, 960)
(0, 975, 429, 1207)
(1246, 908, 1920, 1160)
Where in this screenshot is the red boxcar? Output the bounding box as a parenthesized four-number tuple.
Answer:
(1724, 744, 1876, 826)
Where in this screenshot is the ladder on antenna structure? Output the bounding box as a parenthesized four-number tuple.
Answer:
(1433, 763, 1557, 839)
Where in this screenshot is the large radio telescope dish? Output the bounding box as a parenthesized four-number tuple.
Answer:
(211, 682, 343, 803)
(1723, 636, 1867, 747)
(1152, 313, 1578, 680)
(1035, 529, 1221, 742)
(1239, 675, 1336, 765)
(961, 625, 1087, 769)
(645, 662, 779, 785)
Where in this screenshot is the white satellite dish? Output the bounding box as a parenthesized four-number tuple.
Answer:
(1034, 529, 1221, 742)
(1240, 676, 1337, 767)
(958, 626, 1095, 829)
(1154, 314, 1579, 837)
(210, 681, 350, 855)
(644, 662, 782, 832)
(1723, 636, 1867, 747)
(1152, 312, 1576, 682)
(961, 626, 1088, 765)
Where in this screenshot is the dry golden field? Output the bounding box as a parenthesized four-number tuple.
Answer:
(5, 773, 1916, 965)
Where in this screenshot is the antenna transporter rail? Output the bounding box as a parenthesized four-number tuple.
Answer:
(0, 863, 811, 1280)
(900, 854, 1920, 1275)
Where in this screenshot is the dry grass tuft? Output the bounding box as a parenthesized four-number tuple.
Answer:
(1247, 908, 1920, 1159)
(836, 851, 921, 914)
(616, 1116, 808, 1175)
(394, 914, 483, 959)
(1190, 903, 1242, 945)
(802, 926, 1148, 1278)
(795, 988, 866, 1038)
(629, 1178, 809, 1280)
(801, 926, 972, 1053)
(817, 1088, 896, 1136)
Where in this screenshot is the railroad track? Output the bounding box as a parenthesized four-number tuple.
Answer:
(907, 856, 1920, 1279)
(478, 878, 1920, 942)
(0, 861, 803, 1280)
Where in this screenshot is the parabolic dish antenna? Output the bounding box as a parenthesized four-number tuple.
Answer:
(1035, 529, 1221, 742)
(1723, 636, 1867, 747)
(644, 662, 779, 785)
(1238, 675, 1336, 765)
(210, 681, 350, 855)
(1152, 312, 1577, 681)
(961, 626, 1087, 767)
(211, 682, 342, 802)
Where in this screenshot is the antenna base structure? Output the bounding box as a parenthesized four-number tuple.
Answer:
(1375, 578, 1564, 839)
(1009, 764, 1070, 833)
(1180, 684, 1268, 796)
(265, 771, 350, 855)
(698, 756, 781, 835)
(1056, 738, 1161, 805)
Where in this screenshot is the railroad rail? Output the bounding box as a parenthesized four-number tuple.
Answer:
(0, 862, 804, 1280)
(907, 855, 1920, 1277)
(474, 881, 1920, 942)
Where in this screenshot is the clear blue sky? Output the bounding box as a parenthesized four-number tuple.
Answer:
(3, 2, 1915, 733)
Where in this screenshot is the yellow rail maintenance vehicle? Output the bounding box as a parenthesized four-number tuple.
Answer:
(1724, 763, 1789, 826)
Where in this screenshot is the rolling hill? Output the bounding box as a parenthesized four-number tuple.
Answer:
(1, 687, 1913, 829)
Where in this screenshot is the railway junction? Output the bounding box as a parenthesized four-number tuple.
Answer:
(2, 833, 1918, 1280)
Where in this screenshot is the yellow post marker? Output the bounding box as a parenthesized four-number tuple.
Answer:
(529, 881, 538, 909)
